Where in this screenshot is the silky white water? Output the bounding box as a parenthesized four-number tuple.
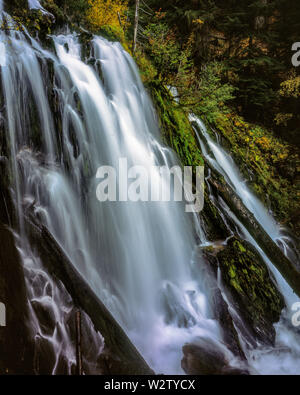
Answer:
(51, 34, 227, 374)
(28, 0, 46, 12)
(0, 7, 227, 373)
(191, 115, 300, 374)
(218, 199, 300, 374)
(190, 115, 299, 264)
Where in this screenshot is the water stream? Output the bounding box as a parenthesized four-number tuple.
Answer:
(0, 9, 225, 374)
(0, 3, 299, 374)
(191, 115, 300, 374)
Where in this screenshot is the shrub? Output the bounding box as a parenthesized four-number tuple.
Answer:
(86, 0, 128, 31)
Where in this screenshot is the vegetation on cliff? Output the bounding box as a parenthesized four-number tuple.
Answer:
(1, 0, 299, 374)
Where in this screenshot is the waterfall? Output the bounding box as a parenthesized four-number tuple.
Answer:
(190, 116, 298, 261)
(28, 0, 46, 13)
(0, 7, 227, 373)
(191, 115, 300, 374)
(50, 34, 224, 373)
(0, 4, 299, 374)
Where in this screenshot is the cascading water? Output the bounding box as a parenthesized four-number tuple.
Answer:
(28, 0, 46, 13)
(0, 2, 299, 375)
(0, 10, 105, 373)
(0, 8, 228, 374)
(191, 115, 300, 374)
(190, 115, 299, 264)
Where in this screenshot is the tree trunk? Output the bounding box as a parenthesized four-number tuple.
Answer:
(133, 0, 140, 53)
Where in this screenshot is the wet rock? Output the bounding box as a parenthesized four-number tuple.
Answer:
(87, 57, 96, 66)
(26, 219, 154, 375)
(217, 237, 285, 345)
(0, 157, 15, 225)
(97, 348, 154, 375)
(182, 340, 226, 375)
(200, 191, 230, 241)
(31, 300, 56, 337)
(160, 283, 197, 328)
(208, 172, 300, 298)
(212, 288, 247, 359)
(221, 366, 250, 375)
(65, 307, 105, 375)
(181, 338, 249, 375)
(33, 336, 57, 375)
(5, 0, 28, 12)
(200, 247, 246, 359)
(33, 334, 73, 375)
(0, 225, 34, 374)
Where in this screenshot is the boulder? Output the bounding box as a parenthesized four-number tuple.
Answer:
(181, 338, 249, 375)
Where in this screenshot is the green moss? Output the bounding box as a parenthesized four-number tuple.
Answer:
(234, 240, 247, 253)
(148, 82, 204, 168)
(205, 112, 300, 236)
(97, 25, 127, 47)
(217, 237, 285, 344)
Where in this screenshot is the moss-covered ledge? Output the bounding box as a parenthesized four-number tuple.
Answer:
(147, 81, 204, 168)
(208, 113, 300, 237)
(217, 237, 285, 345)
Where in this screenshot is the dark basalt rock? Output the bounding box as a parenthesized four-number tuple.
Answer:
(212, 287, 247, 359)
(200, 191, 230, 241)
(217, 237, 285, 345)
(31, 300, 56, 337)
(181, 338, 249, 375)
(0, 225, 34, 374)
(0, 156, 15, 226)
(201, 246, 246, 359)
(4, 0, 28, 12)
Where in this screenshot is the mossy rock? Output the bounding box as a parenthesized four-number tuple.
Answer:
(217, 237, 285, 345)
(201, 190, 231, 241)
(200, 247, 246, 360)
(4, 0, 28, 11)
(149, 81, 204, 168)
(209, 113, 300, 237)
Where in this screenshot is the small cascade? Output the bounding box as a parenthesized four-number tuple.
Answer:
(190, 115, 299, 262)
(0, 9, 225, 373)
(191, 115, 300, 374)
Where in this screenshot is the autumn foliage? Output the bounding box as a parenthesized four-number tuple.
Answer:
(86, 0, 128, 30)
